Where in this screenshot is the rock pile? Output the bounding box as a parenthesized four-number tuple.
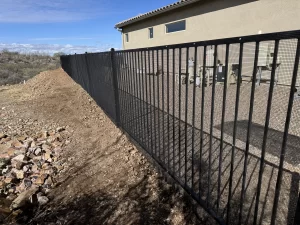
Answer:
(0, 128, 68, 211)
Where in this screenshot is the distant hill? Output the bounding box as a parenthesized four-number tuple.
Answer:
(0, 50, 61, 86)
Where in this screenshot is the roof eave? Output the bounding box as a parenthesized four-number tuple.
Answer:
(115, 0, 200, 29)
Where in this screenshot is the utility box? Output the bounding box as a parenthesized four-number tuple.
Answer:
(217, 66, 226, 82)
(258, 43, 280, 68)
(258, 43, 271, 67)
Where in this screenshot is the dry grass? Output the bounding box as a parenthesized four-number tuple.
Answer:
(0, 50, 60, 86)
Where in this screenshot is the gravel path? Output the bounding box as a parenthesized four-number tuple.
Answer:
(118, 70, 300, 224)
(119, 69, 300, 167)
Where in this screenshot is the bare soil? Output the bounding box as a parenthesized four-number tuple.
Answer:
(0, 69, 214, 225)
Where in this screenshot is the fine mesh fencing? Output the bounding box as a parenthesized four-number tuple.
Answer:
(61, 30, 300, 225)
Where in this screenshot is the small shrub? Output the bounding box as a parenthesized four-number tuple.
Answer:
(0, 50, 60, 85)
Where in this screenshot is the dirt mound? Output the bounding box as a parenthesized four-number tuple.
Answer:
(23, 69, 76, 99)
(0, 69, 212, 224)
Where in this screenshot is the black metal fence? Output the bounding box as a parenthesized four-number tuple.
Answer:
(61, 30, 300, 225)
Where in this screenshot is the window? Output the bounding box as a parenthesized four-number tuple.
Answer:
(149, 27, 153, 39)
(125, 33, 129, 42)
(166, 20, 186, 33)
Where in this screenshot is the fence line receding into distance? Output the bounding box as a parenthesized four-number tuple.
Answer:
(61, 30, 300, 225)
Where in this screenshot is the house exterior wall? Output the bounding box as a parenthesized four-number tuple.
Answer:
(121, 0, 300, 50)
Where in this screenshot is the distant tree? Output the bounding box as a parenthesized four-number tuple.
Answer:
(1, 49, 20, 55)
(53, 52, 66, 57)
(1, 48, 10, 53)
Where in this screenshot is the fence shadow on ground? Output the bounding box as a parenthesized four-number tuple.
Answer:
(26, 169, 209, 225)
(119, 89, 299, 224)
(215, 121, 300, 166)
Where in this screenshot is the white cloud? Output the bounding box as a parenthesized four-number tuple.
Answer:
(0, 0, 112, 23)
(0, 43, 119, 55)
(29, 37, 98, 41)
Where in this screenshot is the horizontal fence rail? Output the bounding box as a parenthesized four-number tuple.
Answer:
(61, 30, 300, 225)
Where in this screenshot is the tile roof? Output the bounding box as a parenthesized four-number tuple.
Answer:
(115, 0, 200, 29)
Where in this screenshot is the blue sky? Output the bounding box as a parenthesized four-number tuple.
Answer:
(0, 0, 175, 55)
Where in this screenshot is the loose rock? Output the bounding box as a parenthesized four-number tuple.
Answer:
(34, 148, 42, 156)
(56, 127, 65, 132)
(10, 185, 39, 209)
(11, 154, 25, 169)
(37, 195, 49, 206)
(12, 140, 24, 149)
(0, 158, 10, 169)
(13, 169, 25, 179)
(7, 148, 16, 157)
(0, 130, 67, 214)
(0, 133, 7, 139)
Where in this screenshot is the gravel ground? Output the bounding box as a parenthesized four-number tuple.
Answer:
(117, 69, 300, 224)
(119, 69, 300, 166)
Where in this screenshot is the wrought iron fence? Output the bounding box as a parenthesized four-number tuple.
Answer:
(60, 30, 300, 225)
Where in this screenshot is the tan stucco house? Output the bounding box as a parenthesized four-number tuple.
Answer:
(115, 0, 300, 86)
(115, 0, 300, 50)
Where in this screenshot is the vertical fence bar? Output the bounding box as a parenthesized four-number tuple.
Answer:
(138, 51, 144, 145)
(226, 42, 244, 224)
(120, 53, 126, 126)
(191, 45, 198, 191)
(132, 51, 136, 134)
(140, 51, 145, 143)
(157, 50, 161, 161)
(148, 50, 154, 156)
(110, 48, 121, 126)
(144, 51, 150, 152)
(135, 51, 140, 138)
(125, 52, 132, 130)
(74, 54, 80, 89)
(184, 47, 189, 187)
(122, 52, 128, 125)
(129, 52, 136, 135)
(172, 48, 176, 174)
(178, 47, 182, 179)
(161, 49, 165, 165)
(126, 52, 131, 131)
(120, 52, 126, 124)
(152, 50, 157, 158)
(294, 193, 300, 225)
(84, 53, 92, 97)
(167, 48, 170, 170)
(271, 39, 300, 225)
(114, 52, 122, 123)
(253, 40, 280, 225)
(134, 51, 141, 141)
(141, 51, 147, 148)
(238, 41, 260, 224)
(217, 43, 230, 212)
(128, 52, 134, 134)
(199, 45, 207, 198)
(207, 45, 218, 207)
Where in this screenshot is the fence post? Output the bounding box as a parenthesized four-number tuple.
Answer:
(84, 52, 92, 96)
(293, 192, 300, 225)
(110, 48, 121, 127)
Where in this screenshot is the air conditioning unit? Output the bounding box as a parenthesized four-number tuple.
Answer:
(258, 43, 281, 69)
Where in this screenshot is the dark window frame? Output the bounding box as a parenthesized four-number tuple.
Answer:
(165, 20, 186, 33)
(149, 27, 154, 39)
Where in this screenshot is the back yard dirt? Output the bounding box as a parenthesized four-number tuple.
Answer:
(0, 69, 214, 225)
